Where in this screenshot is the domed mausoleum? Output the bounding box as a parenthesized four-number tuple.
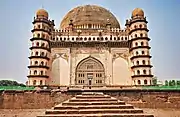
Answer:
(27, 5, 153, 87)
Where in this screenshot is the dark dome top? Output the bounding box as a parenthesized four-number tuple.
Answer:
(60, 5, 120, 29)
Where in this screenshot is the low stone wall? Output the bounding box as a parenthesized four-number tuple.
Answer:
(0, 90, 72, 109)
(0, 89, 180, 109)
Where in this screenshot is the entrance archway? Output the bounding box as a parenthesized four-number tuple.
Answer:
(75, 56, 105, 86)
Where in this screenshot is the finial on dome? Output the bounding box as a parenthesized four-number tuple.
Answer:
(36, 8, 49, 19)
(132, 8, 144, 18)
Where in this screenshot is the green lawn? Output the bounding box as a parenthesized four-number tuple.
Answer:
(142, 85, 180, 90)
(0, 86, 35, 90)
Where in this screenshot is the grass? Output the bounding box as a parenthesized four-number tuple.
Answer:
(0, 86, 35, 90)
(142, 85, 180, 90)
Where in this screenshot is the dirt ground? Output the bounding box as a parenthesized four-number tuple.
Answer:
(0, 108, 180, 117)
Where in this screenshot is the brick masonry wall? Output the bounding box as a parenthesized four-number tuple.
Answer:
(0, 89, 180, 109)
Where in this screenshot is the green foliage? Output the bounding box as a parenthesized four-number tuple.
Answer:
(168, 80, 176, 86)
(152, 76, 157, 85)
(165, 80, 169, 86)
(177, 81, 180, 86)
(0, 80, 26, 86)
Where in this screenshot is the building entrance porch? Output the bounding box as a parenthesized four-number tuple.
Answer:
(75, 56, 105, 86)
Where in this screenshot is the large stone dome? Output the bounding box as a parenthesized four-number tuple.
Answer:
(60, 5, 120, 29)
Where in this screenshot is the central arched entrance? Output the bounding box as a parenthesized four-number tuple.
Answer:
(75, 56, 105, 86)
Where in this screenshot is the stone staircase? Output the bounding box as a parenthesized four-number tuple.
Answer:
(37, 92, 154, 117)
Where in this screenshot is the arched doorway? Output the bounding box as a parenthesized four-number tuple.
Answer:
(75, 56, 105, 86)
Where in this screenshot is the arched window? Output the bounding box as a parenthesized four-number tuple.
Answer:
(40, 71, 43, 75)
(33, 80, 36, 85)
(29, 70, 31, 75)
(41, 61, 44, 66)
(84, 37, 87, 41)
(101, 37, 103, 40)
(35, 61, 38, 65)
(138, 80, 141, 85)
(36, 42, 39, 46)
(140, 33, 143, 37)
(142, 51, 145, 55)
(142, 60, 146, 65)
(141, 42, 144, 46)
(135, 42, 138, 46)
(93, 37, 95, 40)
(121, 37, 124, 40)
(137, 70, 140, 75)
(34, 70, 37, 75)
(38, 25, 40, 29)
(125, 37, 127, 40)
(37, 34, 40, 38)
(136, 61, 139, 65)
(134, 25, 137, 29)
(135, 34, 137, 38)
(41, 52, 45, 56)
(40, 80, 43, 85)
(114, 37, 116, 40)
(41, 43, 45, 47)
(143, 70, 147, 74)
(136, 51, 139, 55)
(105, 37, 108, 40)
(35, 52, 38, 56)
(139, 24, 142, 28)
(144, 80, 147, 85)
(31, 52, 33, 56)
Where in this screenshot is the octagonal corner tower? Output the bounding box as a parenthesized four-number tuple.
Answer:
(60, 5, 120, 29)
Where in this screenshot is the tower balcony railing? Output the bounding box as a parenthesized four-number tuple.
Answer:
(28, 65, 49, 69)
(27, 75, 49, 78)
(131, 64, 153, 69)
(28, 56, 50, 60)
(132, 74, 153, 78)
(130, 46, 151, 51)
(129, 27, 149, 35)
(30, 37, 50, 42)
(29, 46, 50, 52)
(31, 28, 51, 35)
(130, 55, 152, 60)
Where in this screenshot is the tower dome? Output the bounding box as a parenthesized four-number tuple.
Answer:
(36, 9, 49, 18)
(60, 5, 120, 29)
(132, 8, 144, 18)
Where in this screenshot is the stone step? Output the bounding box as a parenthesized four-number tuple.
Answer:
(45, 109, 143, 114)
(75, 95, 111, 99)
(62, 101, 126, 106)
(54, 104, 134, 110)
(69, 98, 118, 102)
(37, 113, 154, 117)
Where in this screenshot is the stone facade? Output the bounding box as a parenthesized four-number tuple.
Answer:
(27, 5, 153, 86)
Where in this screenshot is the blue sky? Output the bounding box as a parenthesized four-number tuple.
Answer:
(0, 0, 179, 83)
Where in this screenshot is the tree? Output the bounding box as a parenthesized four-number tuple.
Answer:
(152, 76, 157, 85)
(165, 80, 169, 86)
(0, 80, 25, 86)
(177, 81, 180, 86)
(171, 80, 176, 86)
